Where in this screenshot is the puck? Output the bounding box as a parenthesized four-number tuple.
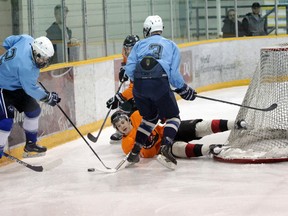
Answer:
(87, 168, 95, 172)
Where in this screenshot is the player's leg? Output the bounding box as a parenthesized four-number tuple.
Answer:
(22, 107, 47, 157)
(195, 119, 246, 137)
(171, 141, 225, 158)
(127, 95, 158, 163)
(0, 89, 17, 158)
(13, 90, 47, 157)
(156, 90, 180, 167)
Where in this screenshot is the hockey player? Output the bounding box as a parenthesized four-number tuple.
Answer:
(106, 34, 140, 143)
(111, 110, 246, 169)
(124, 15, 197, 168)
(0, 34, 61, 159)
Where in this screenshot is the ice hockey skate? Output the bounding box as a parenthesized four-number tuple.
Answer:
(109, 131, 123, 144)
(23, 141, 47, 158)
(209, 144, 224, 155)
(157, 144, 177, 170)
(235, 119, 247, 129)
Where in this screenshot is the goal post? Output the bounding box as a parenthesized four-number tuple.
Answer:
(214, 45, 288, 163)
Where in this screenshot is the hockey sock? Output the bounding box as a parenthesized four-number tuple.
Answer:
(135, 118, 156, 145)
(172, 141, 204, 158)
(163, 117, 181, 144)
(23, 108, 41, 143)
(196, 119, 231, 137)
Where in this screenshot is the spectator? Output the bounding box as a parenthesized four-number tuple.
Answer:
(242, 2, 267, 36)
(46, 4, 79, 63)
(222, 9, 244, 38)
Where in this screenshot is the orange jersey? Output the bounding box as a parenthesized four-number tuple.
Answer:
(121, 82, 133, 100)
(121, 111, 164, 158)
(120, 48, 134, 100)
(122, 47, 128, 64)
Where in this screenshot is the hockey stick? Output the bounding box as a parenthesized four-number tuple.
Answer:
(87, 106, 112, 143)
(3, 152, 43, 172)
(38, 82, 111, 170)
(88, 153, 129, 173)
(87, 81, 125, 143)
(195, 95, 277, 111)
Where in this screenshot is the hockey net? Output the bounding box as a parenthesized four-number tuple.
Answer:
(214, 45, 288, 163)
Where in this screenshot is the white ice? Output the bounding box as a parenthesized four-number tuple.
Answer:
(1, 86, 288, 216)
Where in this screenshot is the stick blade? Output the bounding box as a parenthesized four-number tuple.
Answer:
(265, 103, 277, 111)
(29, 165, 44, 172)
(87, 133, 97, 142)
(88, 167, 117, 173)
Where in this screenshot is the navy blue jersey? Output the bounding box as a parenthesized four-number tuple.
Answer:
(125, 35, 185, 89)
(0, 35, 47, 100)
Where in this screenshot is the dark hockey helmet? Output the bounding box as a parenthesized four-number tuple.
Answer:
(111, 110, 130, 130)
(123, 34, 140, 48)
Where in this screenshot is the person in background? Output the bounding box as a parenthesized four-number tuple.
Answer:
(124, 15, 197, 169)
(242, 2, 267, 36)
(0, 35, 61, 159)
(106, 34, 140, 144)
(46, 4, 79, 63)
(110, 110, 247, 169)
(222, 9, 244, 38)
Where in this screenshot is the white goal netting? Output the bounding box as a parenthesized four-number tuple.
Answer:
(215, 45, 288, 163)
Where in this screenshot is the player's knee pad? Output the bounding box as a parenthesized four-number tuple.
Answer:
(0, 118, 13, 131)
(23, 108, 41, 132)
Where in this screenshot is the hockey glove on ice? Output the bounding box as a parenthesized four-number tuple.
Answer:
(0, 145, 4, 159)
(41, 92, 61, 106)
(106, 93, 126, 109)
(127, 143, 142, 163)
(119, 67, 128, 83)
(175, 84, 197, 101)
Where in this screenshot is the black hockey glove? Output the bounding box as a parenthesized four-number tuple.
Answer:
(119, 67, 128, 83)
(106, 93, 126, 109)
(41, 92, 61, 106)
(127, 143, 142, 163)
(175, 84, 197, 101)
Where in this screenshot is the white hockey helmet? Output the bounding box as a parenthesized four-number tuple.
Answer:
(143, 15, 164, 38)
(32, 36, 54, 68)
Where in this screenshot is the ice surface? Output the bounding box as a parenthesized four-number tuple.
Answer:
(1, 86, 288, 216)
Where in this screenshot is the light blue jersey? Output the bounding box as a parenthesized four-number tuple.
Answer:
(0, 35, 47, 100)
(125, 35, 185, 89)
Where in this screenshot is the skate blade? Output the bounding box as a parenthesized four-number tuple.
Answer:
(156, 155, 177, 170)
(23, 152, 46, 158)
(109, 140, 122, 145)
